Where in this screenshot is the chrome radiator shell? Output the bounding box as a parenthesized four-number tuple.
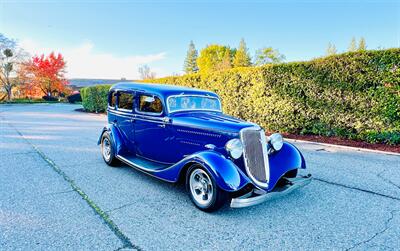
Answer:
(240, 127, 270, 189)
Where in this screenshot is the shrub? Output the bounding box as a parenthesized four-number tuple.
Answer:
(42, 95, 58, 101)
(80, 85, 111, 113)
(67, 93, 82, 103)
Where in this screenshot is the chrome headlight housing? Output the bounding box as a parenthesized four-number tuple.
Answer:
(269, 133, 283, 151)
(225, 138, 243, 159)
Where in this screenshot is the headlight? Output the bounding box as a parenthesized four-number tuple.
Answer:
(269, 133, 283, 151)
(225, 138, 243, 159)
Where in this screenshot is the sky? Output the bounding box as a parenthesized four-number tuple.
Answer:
(0, 0, 399, 79)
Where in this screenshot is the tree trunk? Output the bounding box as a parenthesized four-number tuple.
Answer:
(6, 86, 12, 101)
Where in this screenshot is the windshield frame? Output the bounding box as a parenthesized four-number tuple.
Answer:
(166, 94, 222, 114)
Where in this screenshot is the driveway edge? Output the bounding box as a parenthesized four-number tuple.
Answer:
(286, 138, 400, 156)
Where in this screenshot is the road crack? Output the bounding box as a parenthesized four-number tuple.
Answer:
(377, 170, 400, 190)
(3, 118, 141, 251)
(314, 178, 400, 201)
(106, 202, 138, 214)
(42, 189, 75, 196)
(346, 210, 399, 250)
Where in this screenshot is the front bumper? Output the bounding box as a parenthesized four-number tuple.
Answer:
(230, 174, 312, 208)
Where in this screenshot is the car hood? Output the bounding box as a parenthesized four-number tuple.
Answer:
(171, 112, 256, 134)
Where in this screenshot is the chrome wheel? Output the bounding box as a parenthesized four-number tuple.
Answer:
(102, 137, 111, 162)
(189, 169, 214, 206)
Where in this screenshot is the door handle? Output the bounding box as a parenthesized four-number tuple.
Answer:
(158, 124, 166, 128)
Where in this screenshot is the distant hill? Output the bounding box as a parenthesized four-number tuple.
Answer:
(68, 78, 133, 88)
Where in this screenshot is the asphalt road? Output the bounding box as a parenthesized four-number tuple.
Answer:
(1, 103, 399, 251)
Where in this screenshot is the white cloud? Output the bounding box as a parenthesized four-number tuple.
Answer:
(19, 39, 167, 79)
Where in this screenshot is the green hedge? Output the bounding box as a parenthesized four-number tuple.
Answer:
(144, 49, 400, 144)
(81, 85, 111, 113)
(81, 49, 400, 144)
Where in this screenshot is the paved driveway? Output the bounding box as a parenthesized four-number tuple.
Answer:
(1, 103, 399, 250)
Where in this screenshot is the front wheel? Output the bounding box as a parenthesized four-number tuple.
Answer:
(101, 132, 120, 166)
(186, 165, 228, 212)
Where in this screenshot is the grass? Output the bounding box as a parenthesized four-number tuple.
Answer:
(0, 98, 61, 104)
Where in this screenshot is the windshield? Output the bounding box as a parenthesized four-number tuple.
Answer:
(167, 95, 222, 113)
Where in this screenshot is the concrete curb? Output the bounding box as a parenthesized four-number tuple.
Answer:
(285, 138, 400, 156)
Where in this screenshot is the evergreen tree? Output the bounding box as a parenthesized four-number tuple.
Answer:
(326, 42, 337, 56)
(183, 41, 199, 74)
(233, 38, 251, 67)
(348, 37, 357, 52)
(358, 37, 366, 51)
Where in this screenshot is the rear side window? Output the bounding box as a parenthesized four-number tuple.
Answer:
(138, 95, 163, 114)
(118, 92, 134, 111)
(109, 91, 117, 108)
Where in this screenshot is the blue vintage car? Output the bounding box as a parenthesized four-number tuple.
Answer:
(99, 82, 312, 211)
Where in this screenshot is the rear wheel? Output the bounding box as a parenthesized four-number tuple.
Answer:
(186, 165, 228, 212)
(101, 132, 120, 166)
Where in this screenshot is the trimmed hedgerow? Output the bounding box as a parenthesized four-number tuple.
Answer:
(144, 49, 400, 144)
(81, 85, 111, 113)
(82, 49, 399, 144)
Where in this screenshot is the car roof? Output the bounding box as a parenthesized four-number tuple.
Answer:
(110, 82, 219, 98)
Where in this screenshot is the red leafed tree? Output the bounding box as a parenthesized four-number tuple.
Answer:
(22, 52, 68, 97)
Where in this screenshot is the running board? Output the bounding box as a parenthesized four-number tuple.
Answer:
(116, 154, 169, 172)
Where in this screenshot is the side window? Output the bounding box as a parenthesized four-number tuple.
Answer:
(138, 95, 163, 114)
(118, 92, 134, 111)
(109, 91, 117, 108)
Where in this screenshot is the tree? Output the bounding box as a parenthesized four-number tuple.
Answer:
(358, 37, 366, 51)
(22, 52, 68, 97)
(348, 37, 357, 52)
(183, 41, 198, 74)
(197, 44, 233, 74)
(138, 65, 156, 80)
(0, 33, 26, 101)
(326, 42, 337, 56)
(254, 47, 285, 65)
(233, 38, 251, 67)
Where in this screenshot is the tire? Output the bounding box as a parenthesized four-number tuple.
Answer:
(284, 169, 298, 178)
(101, 132, 120, 166)
(186, 164, 228, 212)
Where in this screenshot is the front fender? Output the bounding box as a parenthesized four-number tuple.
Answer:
(190, 151, 251, 192)
(126, 150, 251, 192)
(97, 124, 124, 155)
(267, 142, 306, 191)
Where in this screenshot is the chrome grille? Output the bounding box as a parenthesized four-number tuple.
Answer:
(240, 127, 269, 188)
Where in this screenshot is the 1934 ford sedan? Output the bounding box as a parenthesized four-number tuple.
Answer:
(99, 82, 312, 211)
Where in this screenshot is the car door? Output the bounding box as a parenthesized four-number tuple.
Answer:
(116, 91, 135, 153)
(133, 93, 174, 164)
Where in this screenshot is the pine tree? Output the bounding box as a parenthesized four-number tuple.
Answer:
(233, 38, 251, 67)
(326, 42, 337, 56)
(358, 37, 366, 51)
(183, 41, 198, 74)
(348, 37, 357, 52)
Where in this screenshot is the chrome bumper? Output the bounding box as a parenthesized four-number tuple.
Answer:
(230, 174, 312, 208)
